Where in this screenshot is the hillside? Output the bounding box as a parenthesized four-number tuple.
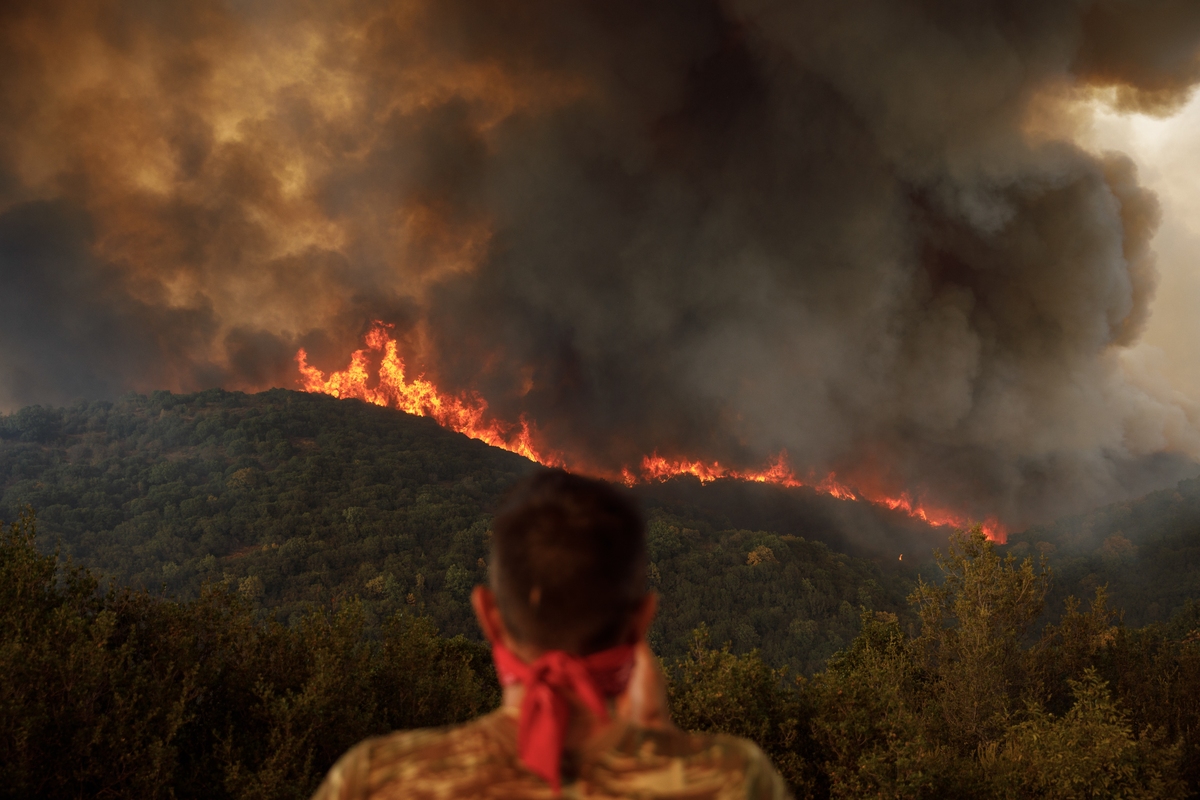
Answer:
(633, 475, 958, 566)
(0, 389, 914, 673)
(6, 391, 1200, 798)
(1009, 475, 1200, 627)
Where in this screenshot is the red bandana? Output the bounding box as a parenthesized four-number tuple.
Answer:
(491, 640, 636, 792)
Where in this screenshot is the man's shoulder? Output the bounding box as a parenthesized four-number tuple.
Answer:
(311, 714, 789, 800)
(587, 725, 789, 799)
(311, 711, 523, 800)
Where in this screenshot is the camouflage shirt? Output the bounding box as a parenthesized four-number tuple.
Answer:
(310, 708, 790, 800)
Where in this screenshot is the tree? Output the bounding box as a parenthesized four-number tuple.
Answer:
(0, 509, 498, 800)
(989, 670, 1183, 799)
(909, 527, 1049, 750)
(668, 625, 822, 796)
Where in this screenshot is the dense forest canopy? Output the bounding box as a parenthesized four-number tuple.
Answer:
(0, 389, 920, 672)
(1, 388, 536, 639)
(1012, 478, 1200, 628)
(5, 513, 1200, 799)
(5, 389, 1200, 655)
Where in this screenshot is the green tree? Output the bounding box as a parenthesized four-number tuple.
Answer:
(0, 510, 196, 797)
(988, 671, 1183, 799)
(909, 527, 1050, 751)
(668, 625, 822, 796)
(810, 611, 961, 799)
(0, 509, 498, 800)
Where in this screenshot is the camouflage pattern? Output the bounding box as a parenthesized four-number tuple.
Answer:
(311, 707, 790, 799)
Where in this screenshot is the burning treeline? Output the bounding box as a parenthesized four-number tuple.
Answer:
(3, 1, 1200, 530)
(298, 322, 1007, 539)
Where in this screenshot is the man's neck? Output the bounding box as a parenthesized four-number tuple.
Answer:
(501, 684, 619, 751)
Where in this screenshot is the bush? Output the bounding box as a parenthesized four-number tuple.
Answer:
(5, 510, 1200, 799)
(0, 510, 498, 800)
(669, 528, 1199, 799)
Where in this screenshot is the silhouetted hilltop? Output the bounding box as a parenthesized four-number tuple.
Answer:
(0, 389, 915, 672)
(1010, 475, 1200, 626)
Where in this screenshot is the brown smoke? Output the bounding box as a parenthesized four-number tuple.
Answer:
(3, 0, 1200, 524)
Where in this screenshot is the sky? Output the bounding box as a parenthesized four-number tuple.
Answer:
(3, 0, 1200, 527)
(1088, 92, 1200, 400)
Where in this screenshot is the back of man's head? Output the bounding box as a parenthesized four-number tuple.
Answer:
(490, 469, 646, 655)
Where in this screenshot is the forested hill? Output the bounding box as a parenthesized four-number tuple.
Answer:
(7, 391, 1200, 799)
(0, 390, 531, 628)
(1009, 474, 1200, 627)
(0, 389, 913, 673)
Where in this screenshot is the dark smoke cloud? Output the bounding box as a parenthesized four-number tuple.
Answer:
(0, 198, 222, 406)
(2, 0, 1200, 524)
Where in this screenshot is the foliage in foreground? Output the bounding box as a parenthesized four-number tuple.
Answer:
(5, 511, 1200, 799)
(0, 511, 497, 800)
(674, 528, 1200, 799)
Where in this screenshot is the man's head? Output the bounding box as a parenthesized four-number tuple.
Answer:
(473, 469, 651, 656)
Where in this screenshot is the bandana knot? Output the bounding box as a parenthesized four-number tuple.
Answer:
(491, 641, 635, 792)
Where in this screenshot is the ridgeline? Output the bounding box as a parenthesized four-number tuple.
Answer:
(0, 389, 916, 673)
(4, 391, 1200, 798)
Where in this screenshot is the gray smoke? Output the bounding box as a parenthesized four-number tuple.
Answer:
(3, 0, 1200, 524)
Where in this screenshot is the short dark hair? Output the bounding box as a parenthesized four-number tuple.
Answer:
(490, 469, 647, 654)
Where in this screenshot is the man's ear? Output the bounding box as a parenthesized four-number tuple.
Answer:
(471, 585, 507, 644)
(628, 592, 658, 643)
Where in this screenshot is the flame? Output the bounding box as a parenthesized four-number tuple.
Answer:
(296, 323, 562, 466)
(637, 451, 1005, 541)
(297, 323, 1007, 542)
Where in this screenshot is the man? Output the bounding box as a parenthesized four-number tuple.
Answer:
(311, 469, 789, 799)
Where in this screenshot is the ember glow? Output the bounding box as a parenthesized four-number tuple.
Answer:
(297, 324, 562, 467)
(298, 324, 1007, 541)
(635, 452, 1006, 541)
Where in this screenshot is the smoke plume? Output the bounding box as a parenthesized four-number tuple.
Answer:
(3, 0, 1200, 524)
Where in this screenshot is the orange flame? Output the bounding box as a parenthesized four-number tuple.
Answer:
(297, 323, 1006, 542)
(636, 451, 1005, 541)
(296, 323, 562, 466)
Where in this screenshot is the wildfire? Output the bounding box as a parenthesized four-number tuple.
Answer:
(297, 323, 1007, 542)
(296, 323, 562, 466)
(636, 452, 1005, 541)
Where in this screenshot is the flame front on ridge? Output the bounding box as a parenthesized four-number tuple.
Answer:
(297, 323, 1006, 541)
(297, 323, 562, 466)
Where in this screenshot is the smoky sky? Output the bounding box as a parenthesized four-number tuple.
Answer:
(3, 0, 1200, 524)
